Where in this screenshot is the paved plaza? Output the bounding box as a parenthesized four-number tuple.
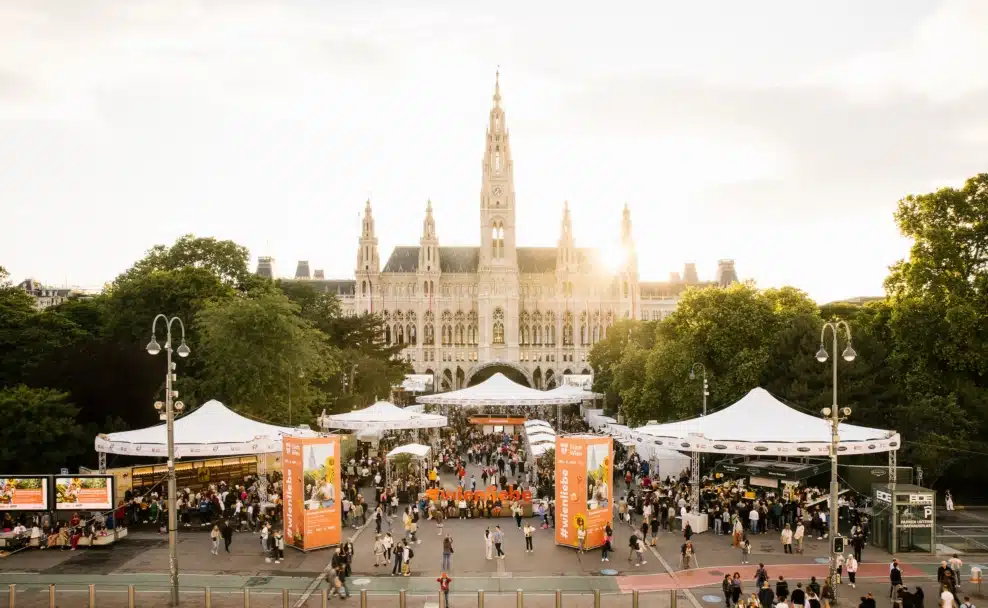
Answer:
(1, 466, 984, 606)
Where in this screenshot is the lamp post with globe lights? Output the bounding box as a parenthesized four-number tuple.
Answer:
(146, 314, 190, 607)
(816, 320, 856, 602)
(689, 362, 709, 416)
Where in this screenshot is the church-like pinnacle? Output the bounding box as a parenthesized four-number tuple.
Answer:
(493, 67, 501, 106)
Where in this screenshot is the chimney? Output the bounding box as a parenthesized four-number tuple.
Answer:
(683, 263, 699, 284)
(716, 259, 738, 286)
(255, 256, 276, 279)
(295, 261, 311, 280)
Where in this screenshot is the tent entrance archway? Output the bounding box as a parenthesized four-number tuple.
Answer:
(466, 362, 532, 387)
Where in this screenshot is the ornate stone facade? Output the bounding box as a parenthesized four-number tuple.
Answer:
(260, 74, 738, 390)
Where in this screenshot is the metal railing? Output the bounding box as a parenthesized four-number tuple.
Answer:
(4, 584, 688, 608)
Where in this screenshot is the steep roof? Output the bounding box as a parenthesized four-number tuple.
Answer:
(381, 246, 601, 274)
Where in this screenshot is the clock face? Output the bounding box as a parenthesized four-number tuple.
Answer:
(491, 185, 503, 197)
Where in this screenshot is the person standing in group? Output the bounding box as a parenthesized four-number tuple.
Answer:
(836, 553, 845, 584)
(272, 530, 284, 563)
(781, 524, 793, 554)
(392, 540, 404, 576)
(438, 572, 452, 608)
(731, 572, 743, 606)
(373, 534, 386, 567)
(383, 532, 394, 563)
(442, 535, 454, 572)
(633, 533, 647, 566)
(722, 575, 733, 608)
(210, 524, 220, 555)
(846, 553, 858, 588)
(493, 526, 505, 559)
(402, 541, 413, 576)
(435, 505, 445, 536)
(601, 523, 613, 562)
(794, 521, 805, 554)
(484, 528, 494, 560)
(260, 522, 270, 558)
(523, 522, 535, 553)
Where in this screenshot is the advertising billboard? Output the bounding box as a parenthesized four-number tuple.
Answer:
(0, 477, 50, 511)
(283, 435, 342, 551)
(554, 435, 613, 550)
(54, 476, 114, 511)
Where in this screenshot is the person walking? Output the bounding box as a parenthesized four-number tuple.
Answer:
(846, 554, 858, 588)
(740, 537, 751, 564)
(484, 528, 494, 560)
(392, 540, 404, 576)
(373, 534, 386, 567)
(722, 575, 733, 608)
(493, 526, 505, 559)
(435, 506, 445, 535)
(633, 533, 647, 566)
(794, 521, 805, 554)
(438, 572, 452, 608)
(523, 522, 535, 553)
(731, 572, 743, 606)
(577, 523, 587, 555)
(210, 524, 220, 555)
(442, 535, 454, 572)
(402, 540, 413, 576)
(221, 520, 233, 553)
(601, 524, 613, 562)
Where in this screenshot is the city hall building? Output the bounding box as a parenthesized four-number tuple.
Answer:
(256, 74, 738, 391)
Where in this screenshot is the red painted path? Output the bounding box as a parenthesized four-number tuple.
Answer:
(617, 563, 927, 592)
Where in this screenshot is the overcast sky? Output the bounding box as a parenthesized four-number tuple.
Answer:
(2, 0, 987, 303)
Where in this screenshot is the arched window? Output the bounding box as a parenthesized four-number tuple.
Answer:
(623, 281, 629, 298)
(385, 325, 392, 345)
(562, 311, 573, 346)
(408, 324, 416, 345)
(362, 280, 367, 296)
(468, 311, 478, 345)
(396, 324, 404, 345)
(493, 307, 505, 345)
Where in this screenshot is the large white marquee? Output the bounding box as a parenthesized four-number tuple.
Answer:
(94, 400, 319, 458)
(319, 400, 447, 432)
(417, 373, 584, 407)
(635, 387, 900, 456)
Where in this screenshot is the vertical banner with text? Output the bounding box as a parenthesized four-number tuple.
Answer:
(554, 435, 613, 550)
(283, 435, 342, 551)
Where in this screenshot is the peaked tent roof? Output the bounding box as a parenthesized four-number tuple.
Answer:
(320, 401, 447, 431)
(546, 384, 603, 400)
(635, 387, 900, 456)
(94, 400, 319, 458)
(417, 373, 584, 406)
(387, 443, 432, 459)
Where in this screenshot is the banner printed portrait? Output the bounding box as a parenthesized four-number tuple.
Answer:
(0, 477, 49, 511)
(283, 435, 342, 551)
(583, 437, 613, 549)
(55, 476, 113, 511)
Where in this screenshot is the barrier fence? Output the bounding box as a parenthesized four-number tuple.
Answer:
(4, 585, 690, 608)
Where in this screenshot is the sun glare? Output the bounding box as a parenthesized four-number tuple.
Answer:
(601, 245, 626, 273)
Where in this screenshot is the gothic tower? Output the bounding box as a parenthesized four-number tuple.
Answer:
(618, 203, 640, 319)
(417, 200, 441, 339)
(355, 199, 380, 314)
(477, 70, 520, 362)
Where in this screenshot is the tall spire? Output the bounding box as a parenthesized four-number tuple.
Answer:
(493, 66, 501, 107)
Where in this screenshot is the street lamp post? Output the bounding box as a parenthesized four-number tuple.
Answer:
(689, 363, 709, 416)
(146, 315, 190, 608)
(816, 320, 856, 603)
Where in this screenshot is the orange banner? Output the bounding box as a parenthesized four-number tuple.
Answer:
(425, 485, 532, 503)
(283, 436, 342, 551)
(554, 435, 613, 550)
(468, 417, 527, 426)
(0, 477, 49, 511)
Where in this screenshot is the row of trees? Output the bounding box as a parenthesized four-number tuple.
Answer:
(0, 236, 409, 473)
(590, 174, 988, 495)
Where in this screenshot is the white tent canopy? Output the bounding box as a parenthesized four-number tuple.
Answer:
(319, 400, 447, 431)
(531, 443, 554, 458)
(524, 420, 554, 430)
(636, 387, 900, 456)
(546, 384, 602, 400)
(94, 400, 319, 458)
(386, 443, 432, 459)
(417, 373, 584, 407)
(585, 409, 616, 432)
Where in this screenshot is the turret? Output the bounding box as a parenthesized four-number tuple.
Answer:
(355, 199, 380, 312)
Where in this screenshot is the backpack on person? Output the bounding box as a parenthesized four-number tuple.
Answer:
(408, 548, 414, 559)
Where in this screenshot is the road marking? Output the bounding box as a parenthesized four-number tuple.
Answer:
(351, 578, 372, 586)
(293, 523, 369, 608)
(646, 542, 702, 608)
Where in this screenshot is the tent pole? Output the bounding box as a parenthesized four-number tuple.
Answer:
(98, 451, 106, 474)
(690, 451, 700, 515)
(889, 449, 897, 554)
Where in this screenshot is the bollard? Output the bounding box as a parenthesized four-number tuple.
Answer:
(283, 588, 291, 608)
(399, 589, 407, 608)
(478, 589, 485, 608)
(49, 584, 56, 608)
(555, 589, 562, 608)
(670, 589, 677, 608)
(517, 588, 524, 608)
(9, 584, 15, 608)
(205, 587, 212, 608)
(361, 589, 368, 608)
(321, 588, 328, 608)
(89, 584, 96, 608)
(633, 590, 639, 608)
(244, 587, 251, 608)
(440, 587, 445, 608)
(593, 589, 600, 608)
(128, 584, 136, 608)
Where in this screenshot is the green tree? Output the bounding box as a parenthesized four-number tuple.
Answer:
(119, 234, 253, 289)
(0, 386, 86, 474)
(195, 291, 340, 423)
